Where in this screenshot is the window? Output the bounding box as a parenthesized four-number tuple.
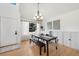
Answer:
(29, 23, 36, 32)
(53, 20, 60, 30)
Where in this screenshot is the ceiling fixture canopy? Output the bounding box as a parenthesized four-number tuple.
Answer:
(33, 3, 43, 23)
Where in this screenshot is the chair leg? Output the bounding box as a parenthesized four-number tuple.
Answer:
(56, 46, 58, 50)
(55, 39, 58, 50)
(40, 47, 41, 55)
(44, 45, 46, 53)
(29, 39, 31, 44)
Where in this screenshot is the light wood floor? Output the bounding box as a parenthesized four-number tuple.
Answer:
(0, 40, 79, 56)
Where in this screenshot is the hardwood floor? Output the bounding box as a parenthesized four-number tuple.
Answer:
(0, 40, 79, 56)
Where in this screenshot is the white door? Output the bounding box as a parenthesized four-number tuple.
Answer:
(0, 17, 17, 47)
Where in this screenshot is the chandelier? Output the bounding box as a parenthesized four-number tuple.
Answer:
(33, 3, 43, 23)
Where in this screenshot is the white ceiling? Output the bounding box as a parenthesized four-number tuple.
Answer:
(20, 3, 79, 20)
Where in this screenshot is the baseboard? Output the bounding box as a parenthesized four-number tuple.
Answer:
(0, 44, 21, 53)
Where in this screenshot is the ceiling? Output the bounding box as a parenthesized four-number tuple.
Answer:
(20, 3, 79, 21)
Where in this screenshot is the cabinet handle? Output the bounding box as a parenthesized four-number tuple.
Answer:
(69, 39, 71, 41)
(15, 31, 17, 35)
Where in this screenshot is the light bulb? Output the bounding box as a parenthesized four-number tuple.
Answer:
(35, 13, 37, 16)
(40, 16, 43, 19)
(37, 16, 39, 18)
(33, 16, 36, 19)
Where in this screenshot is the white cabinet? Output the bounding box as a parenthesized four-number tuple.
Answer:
(57, 31, 63, 44)
(53, 31, 63, 44)
(0, 17, 18, 47)
(53, 31, 79, 50)
(63, 32, 79, 50)
(0, 16, 21, 53)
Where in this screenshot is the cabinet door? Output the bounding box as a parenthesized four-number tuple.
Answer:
(63, 32, 70, 47)
(0, 17, 18, 47)
(71, 32, 79, 50)
(53, 30, 58, 36)
(57, 31, 63, 44)
(53, 31, 62, 44)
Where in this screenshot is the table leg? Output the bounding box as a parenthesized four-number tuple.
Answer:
(44, 45, 46, 53)
(40, 47, 41, 55)
(46, 41, 49, 56)
(29, 39, 33, 48)
(55, 39, 58, 50)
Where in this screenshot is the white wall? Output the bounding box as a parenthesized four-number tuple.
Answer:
(43, 9, 79, 32)
(0, 17, 1, 42)
(20, 21, 41, 40)
(0, 3, 20, 18)
(20, 3, 79, 20)
(61, 9, 79, 32)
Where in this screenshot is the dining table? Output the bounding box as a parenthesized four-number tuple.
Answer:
(30, 34, 58, 56)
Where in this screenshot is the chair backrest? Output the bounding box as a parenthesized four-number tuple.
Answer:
(31, 35, 39, 43)
(46, 34, 49, 36)
(49, 31, 53, 37)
